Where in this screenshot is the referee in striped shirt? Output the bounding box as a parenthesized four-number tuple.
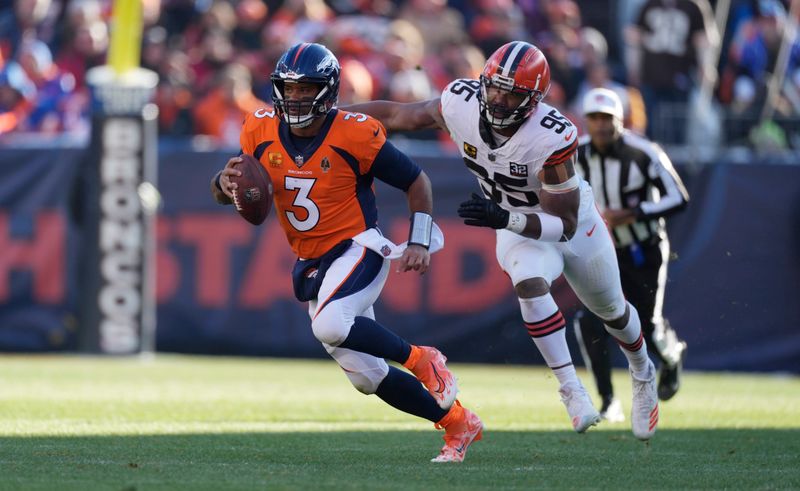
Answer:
(574, 88, 689, 422)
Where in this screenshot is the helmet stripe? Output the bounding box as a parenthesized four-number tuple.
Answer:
(499, 42, 531, 78)
(292, 43, 309, 65)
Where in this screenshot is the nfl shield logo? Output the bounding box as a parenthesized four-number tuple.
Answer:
(380, 245, 392, 257)
(244, 187, 262, 202)
(321, 157, 331, 172)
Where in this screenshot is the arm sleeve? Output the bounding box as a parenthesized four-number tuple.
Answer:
(370, 139, 423, 191)
(239, 111, 261, 155)
(637, 145, 689, 220)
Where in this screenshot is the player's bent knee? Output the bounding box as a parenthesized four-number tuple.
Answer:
(346, 371, 382, 394)
(343, 364, 389, 394)
(326, 345, 389, 394)
(311, 310, 351, 346)
(515, 277, 550, 298)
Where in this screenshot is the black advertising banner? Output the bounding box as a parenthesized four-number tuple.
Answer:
(0, 147, 797, 373)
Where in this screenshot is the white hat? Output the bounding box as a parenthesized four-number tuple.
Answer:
(582, 87, 623, 120)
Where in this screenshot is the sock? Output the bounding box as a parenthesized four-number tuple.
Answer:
(375, 366, 448, 422)
(402, 345, 425, 371)
(339, 316, 411, 364)
(435, 400, 465, 429)
(520, 295, 576, 386)
(576, 310, 615, 399)
(604, 303, 650, 378)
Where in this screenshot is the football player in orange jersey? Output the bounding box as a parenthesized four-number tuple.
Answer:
(210, 43, 482, 463)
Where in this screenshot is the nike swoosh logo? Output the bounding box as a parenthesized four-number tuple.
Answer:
(373, 128, 380, 137)
(565, 130, 575, 141)
(431, 363, 446, 394)
(586, 224, 597, 237)
(455, 444, 466, 454)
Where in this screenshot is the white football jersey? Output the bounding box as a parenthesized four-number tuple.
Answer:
(440, 79, 582, 213)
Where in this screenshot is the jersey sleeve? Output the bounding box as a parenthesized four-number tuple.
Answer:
(439, 80, 459, 129)
(637, 143, 689, 219)
(542, 126, 579, 167)
(239, 108, 271, 155)
(335, 111, 387, 175)
(370, 139, 422, 191)
(439, 78, 478, 135)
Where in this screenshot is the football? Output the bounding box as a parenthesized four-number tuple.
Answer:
(231, 154, 272, 225)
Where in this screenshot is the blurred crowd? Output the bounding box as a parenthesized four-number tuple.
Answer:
(0, 0, 798, 150)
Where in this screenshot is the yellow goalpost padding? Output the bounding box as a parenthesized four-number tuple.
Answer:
(107, 0, 143, 75)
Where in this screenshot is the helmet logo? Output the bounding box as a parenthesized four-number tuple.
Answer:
(316, 54, 338, 72)
(490, 73, 515, 91)
(280, 70, 304, 80)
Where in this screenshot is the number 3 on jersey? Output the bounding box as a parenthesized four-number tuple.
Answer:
(285, 177, 319, 231)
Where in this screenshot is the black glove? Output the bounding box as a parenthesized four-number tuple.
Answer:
(457, 193, 510, 229)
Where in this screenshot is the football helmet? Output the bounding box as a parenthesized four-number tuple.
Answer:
(271, 43, 340, 127)
(478, 41, 550, 129)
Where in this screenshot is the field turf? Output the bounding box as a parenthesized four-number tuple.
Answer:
(1, 355, 798, 490)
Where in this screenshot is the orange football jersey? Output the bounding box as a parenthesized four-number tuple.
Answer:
(240, 108, 387, 259)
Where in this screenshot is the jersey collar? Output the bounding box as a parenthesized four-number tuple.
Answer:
(278, 109, 338, 166)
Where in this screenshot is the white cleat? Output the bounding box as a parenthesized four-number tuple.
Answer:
(559, 382, 601, 433)
(600, 397, 626, 423)
(631, 360, 659, 440)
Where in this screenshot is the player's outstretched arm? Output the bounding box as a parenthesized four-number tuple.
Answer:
(344, 98, 446, 132)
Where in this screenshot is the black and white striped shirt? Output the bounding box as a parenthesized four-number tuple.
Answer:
(576, 131, 689, 248)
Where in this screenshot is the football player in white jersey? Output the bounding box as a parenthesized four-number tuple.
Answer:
(348, 41, 659, 440)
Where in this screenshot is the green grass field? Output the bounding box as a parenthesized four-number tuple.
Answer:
(1, 355, 798, 490)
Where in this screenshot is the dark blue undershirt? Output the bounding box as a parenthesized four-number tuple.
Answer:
(288, 132, 316, 151)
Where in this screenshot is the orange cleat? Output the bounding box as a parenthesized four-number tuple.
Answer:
(431, 401, 484, 463)
(404, 346, 458, 410)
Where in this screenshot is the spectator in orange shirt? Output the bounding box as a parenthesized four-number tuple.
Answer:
(193, 62, 266, 146)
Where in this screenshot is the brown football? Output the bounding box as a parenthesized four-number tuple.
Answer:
(230, 154, 272, 225)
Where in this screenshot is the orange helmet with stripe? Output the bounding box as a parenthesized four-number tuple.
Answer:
(478, 41, 551, 129)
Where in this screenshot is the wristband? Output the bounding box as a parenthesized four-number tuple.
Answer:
(505, 211, 527, 234)
(214, 171, 224, 191)
(534, 212, 564, 241)
(408, 212, 433, 249)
